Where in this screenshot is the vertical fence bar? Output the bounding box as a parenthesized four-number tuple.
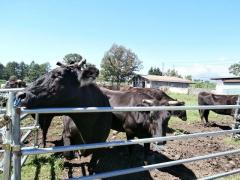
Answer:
(3, 92, 14, 179)
(233, 96, 240, 137)
(33, 113, 39, 147)
(11, 107, 21, 180)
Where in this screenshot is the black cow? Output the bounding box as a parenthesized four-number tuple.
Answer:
(120, 87, 187, 121)
(198, 91, 237, 124)
(62, 89, 171, 159)
(100, 87, 171, 157)
(15, 61, 112, 160)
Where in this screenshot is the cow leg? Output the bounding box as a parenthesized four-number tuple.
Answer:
(203, 110, 210, 124)
(62, 116, 75, 160)
(144, 143, 151, 158)
(38, 115, 53, 147)
(62, 135, 74, 160)
(126, 134, 135, 156)
(199, 109, 205, 123)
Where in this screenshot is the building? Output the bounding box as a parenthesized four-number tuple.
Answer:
(211, 77, 240, 95)
(131, 74, 193, 94)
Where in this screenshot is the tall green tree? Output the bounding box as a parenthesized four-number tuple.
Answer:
(0, 63, 5, 79)
(18, 62, 29, 80)
(100, 44, 142, 87)
(164, 68, 182, 78)
(4, 61, 20, 80)
(27, 61, 50, 82)
(185, 75, 192, 81)
(63, 53, 83, 64)
(229, 62, 240, 76)
(148, 67, 162, 75)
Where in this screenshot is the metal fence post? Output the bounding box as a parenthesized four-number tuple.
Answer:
(3, 92, 14, 179)
(33, 113, 39, 147)
(11, 107, 21, 180)
(233, 96, 240, 137)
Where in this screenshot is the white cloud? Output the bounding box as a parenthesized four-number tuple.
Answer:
(176, 63, 231, 80)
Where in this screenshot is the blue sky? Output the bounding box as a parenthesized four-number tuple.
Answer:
(0, 0, 240, 80)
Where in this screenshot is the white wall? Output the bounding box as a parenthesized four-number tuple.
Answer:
(215, 82, 240, 95)
(168, 87, 189, 94)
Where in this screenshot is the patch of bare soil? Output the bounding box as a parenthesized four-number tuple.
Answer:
(24, 117, 240, 179)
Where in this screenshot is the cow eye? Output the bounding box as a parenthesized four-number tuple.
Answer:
(56, 72, 62, 77)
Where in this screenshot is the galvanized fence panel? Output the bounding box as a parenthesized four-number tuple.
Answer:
(1, 88, 240, 179)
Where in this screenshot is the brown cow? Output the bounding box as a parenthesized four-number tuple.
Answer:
(120, 86, 187, 121)
(100, 87, 172, 157)
(198, 91, 237, 124)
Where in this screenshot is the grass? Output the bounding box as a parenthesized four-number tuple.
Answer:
(0, 154, 64, 180)
(21, 154, 64, 180)
(0, 80, 6, 86)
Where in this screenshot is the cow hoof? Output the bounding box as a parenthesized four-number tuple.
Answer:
(204, 123, 211, 127)
(63, 151, 75, 160)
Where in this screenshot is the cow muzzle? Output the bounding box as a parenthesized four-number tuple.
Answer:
(15, 92, 33, 107)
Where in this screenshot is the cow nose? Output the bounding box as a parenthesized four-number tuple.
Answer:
(16, 92, 26, 100)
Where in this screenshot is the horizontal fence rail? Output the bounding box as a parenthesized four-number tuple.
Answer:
(200, 168, 240, 180)
(21, 129, 240, 155)
(0, 88, 24, 93)
(20, 126, 39, 131)
(21, 104, 240, 114)
(70, 149, 240, 180)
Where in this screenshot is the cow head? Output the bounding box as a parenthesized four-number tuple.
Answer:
(15, 60, 99, 108)
(167, 101, 187, 121)
(137, 99, 171, 145)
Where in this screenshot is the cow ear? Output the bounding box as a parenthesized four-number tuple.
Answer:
(81, 66, 99, 79)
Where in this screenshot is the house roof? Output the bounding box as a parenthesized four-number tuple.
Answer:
(139, 75, 193, 84)
(211, 77, 240, 83)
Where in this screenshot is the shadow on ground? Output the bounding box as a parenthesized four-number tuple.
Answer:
(63, 144, 197, 180)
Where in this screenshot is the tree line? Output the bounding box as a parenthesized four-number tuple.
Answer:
(0, 61, 50, 82)
(1, 43, 239, 88)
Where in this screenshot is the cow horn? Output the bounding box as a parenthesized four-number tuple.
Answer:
(168, 101, 179, 105)
(142, 99, 154, 105)
(77, 58, 87, 68)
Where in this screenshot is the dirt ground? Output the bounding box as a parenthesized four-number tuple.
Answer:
(0, 117, 239, 179)
(23, 116, 239, 180)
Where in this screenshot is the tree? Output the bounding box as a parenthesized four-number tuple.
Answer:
(63, 53, 83, 64)
(229, 62, 240, 76)
(100, 44, 142, 87)
(185, 75, 192, 81)
(164, 68, 182, 78)
(4, 61, 20, 80)
(0, 63, 4, 79)
(148, 67, 162, 75)
(18, 62, 29, 80)
(27, 61, 50, 82)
